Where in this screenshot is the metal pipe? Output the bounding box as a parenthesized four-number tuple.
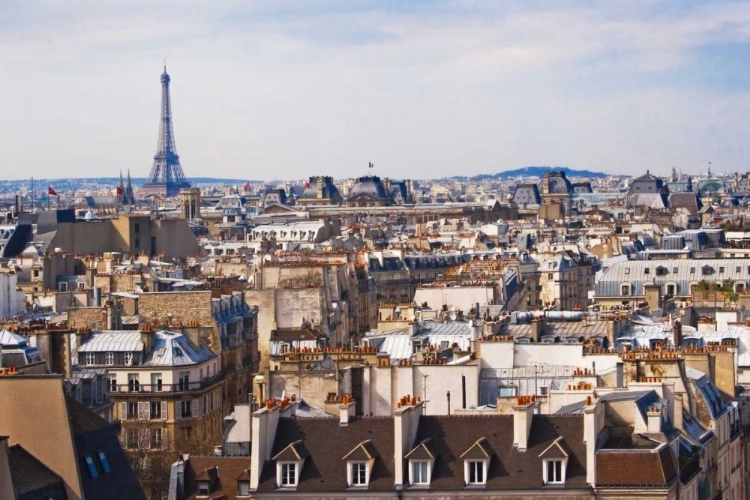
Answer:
(462, 375, 466, 409)
(447, 391, 451, 415)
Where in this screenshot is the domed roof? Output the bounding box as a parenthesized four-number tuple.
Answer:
(348, 178, 387, 199)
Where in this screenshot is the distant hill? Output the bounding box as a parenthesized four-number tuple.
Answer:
(453, 166, 617, 180)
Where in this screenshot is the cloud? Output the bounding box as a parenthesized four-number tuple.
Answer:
(1, 1, 750, 180)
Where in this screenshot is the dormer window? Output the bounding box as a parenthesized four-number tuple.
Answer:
(460, 437, 493, 487)
(411, 460, 430, 485)
(273, 440, 308, 489)
(237, 480, 250, 496)
(197, 480, 210, 497)
(539, 436, 569, 486)
(279, 463, 297, 487)
(544, 459, 564, 484)
(350, 462, 368, 486)
(343, 439, 378, 488)
(465, 459, 487, 485)
(406, 439, 436, 487)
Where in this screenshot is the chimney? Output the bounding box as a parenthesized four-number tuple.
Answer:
(393, 397, 424, 487)
(672, 393, 684, 430)
(582, 398, 600, 485)
(512, 397, 538, 451)
(339, 396, 356, 426)
(647, 406, 662, 433)
(530, 317, 545, 342)
(672, 320, 682, 350)
(250, 401, 281, 490)
(616, 362, 624, 388)
(140, 324, 155, 356)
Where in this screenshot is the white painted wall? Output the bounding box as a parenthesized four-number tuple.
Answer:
(362, 364, 480, 416)
(0, 272, 18, 318)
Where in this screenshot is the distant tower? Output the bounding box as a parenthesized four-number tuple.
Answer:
(124, 169, 134, 204)
(142, 64, 191, 198)
(180, 187, 201, 219)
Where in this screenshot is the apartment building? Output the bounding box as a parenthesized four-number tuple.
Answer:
(76, 327, 225, 454)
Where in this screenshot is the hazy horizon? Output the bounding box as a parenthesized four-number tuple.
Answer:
(3, 1, 750, 180)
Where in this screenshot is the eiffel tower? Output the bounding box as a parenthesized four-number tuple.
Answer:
(141, 64, 191, 198)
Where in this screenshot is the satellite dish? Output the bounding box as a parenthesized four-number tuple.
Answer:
(449, 311, 457, 321)
(448, 304, 457, 312)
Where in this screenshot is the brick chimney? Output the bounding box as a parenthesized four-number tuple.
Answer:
(647, 406, 662, 433)
(672, 320, 682, 350)
(530, 318, 545, 343)
(140, 324, 155, 357)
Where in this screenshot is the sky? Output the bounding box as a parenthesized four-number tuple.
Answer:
(2, 0, 750, 181)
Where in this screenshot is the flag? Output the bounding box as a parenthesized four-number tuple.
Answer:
(305, 181, 311, 189)
(369, 162, 374, 169)
(243, 181, 251, 191)
(116, 186, 123, 195)
(48, 186, 57, 196)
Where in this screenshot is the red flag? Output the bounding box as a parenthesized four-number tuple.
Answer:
(243, 182, 250, 191)
(305, 181, 311, 189)
(116, 186, 123, 195)
(48, 186, 57, 196)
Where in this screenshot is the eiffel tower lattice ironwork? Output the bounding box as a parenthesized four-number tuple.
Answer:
(142, 64, 191, 198)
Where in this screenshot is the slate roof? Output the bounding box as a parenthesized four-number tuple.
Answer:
(8, 444, 65, 497)
(408, 414, 588, 491)
(258, 417, 396, 492)
(596, 445, 677, 486)
(182, 456, 251, 500)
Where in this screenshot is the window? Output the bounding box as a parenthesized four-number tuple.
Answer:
(98, 451, 111, 474)
(238, 480, 250, 495)
(151, 373, 163, 391)
(151, 428, 162, 449)
(59, 282, 68, 292)
(181, 400, 192, 417)
(197, 480, 210, 497)
(411, 460, 429, 485)
(737, 266, 741, 273)
(127, 402, 138, 419)
(547, 273, 553, 280)
(621, 285, 630, 296)
(134, 223, 140, 233)
(720, 267, 725, 274)
(544, 459, 564, 484)
(124, 352, 134, 366)
(644, 268, 650, 275)
(351, 462, 368, 486)
(105, 352, 114, 365)
(150, 401, 162, 419)
(85, 455, 98, 478)
(280, 343, 289, 354)
(624, 268, 630, 274)
(179, 372, 190, 391)
(107, 375, 117, 392)
(135, 238, 140, 248)
(466, 460, 485, 485)
(85, 353, 95, 365)
(128, 374, 139, 392)
(280, 462, 297, 487)
(126, 428, 138, 449)
(690, 267, 695, 274)
(674, 267, 679, 274)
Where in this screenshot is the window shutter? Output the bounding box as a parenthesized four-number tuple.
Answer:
(175, 401, 182, 420)
(139, 402, 148, 420)
(139, 428, 150, 449)
(161, 401, 168, 420)
(192, 398, 199, 417)
(120, 402, 128, 421)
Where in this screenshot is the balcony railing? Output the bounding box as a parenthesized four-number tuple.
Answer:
(111, 370, 227, 394)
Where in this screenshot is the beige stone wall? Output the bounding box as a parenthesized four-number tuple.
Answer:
(68, 306, 107, 329)
(246, 289, 276, 370)
(138, 291, 214, 327)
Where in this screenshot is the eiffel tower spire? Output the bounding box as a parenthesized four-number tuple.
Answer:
(142, 64, 191, 198)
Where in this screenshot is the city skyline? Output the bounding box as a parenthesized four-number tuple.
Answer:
(3, 1, 750, 180)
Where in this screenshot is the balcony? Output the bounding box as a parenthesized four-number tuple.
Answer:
(111, 370, 227, 394)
